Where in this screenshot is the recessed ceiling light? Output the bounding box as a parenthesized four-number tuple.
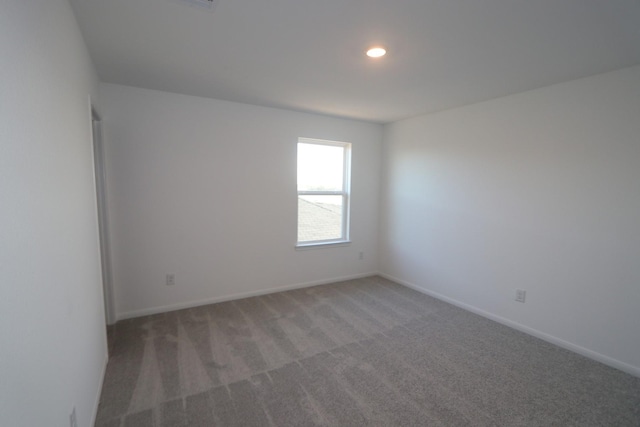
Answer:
(366, 47, 387, 58)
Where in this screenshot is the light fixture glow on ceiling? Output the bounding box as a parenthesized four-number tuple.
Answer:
(366, 47, 387, 58)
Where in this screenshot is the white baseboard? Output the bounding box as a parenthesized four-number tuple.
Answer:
(117, 272, 378, 321)
(379, 272, 640, 378)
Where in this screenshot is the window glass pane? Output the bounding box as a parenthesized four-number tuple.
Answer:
(298, 195, 343, 242)
(297, 143, 344, 191)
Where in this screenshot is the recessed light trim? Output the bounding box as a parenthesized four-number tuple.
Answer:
(366, 47, 387, 58)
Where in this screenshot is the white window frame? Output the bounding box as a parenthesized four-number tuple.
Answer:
(296, 138, 351, 247)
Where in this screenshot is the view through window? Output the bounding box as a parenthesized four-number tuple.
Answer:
(297, 138, 351, 245)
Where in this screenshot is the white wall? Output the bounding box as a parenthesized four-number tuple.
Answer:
(380, 65, 640, 376)
(99, 84, 382, 319)
(0, 1, 107, 427)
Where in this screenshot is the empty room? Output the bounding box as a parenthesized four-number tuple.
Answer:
(2, 0, 640, 426)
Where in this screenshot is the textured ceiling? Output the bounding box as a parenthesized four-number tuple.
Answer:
(70, 0, 640, 123)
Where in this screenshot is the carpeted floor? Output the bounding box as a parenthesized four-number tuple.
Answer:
(95, 276, 640, 426)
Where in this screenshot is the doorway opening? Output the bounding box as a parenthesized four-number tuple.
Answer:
(91, 109, 115, 326)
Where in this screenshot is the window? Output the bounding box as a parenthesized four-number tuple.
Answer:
(297, 138, 351, 246)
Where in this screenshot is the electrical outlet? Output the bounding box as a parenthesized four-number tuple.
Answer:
(69, 407, 78, 427)
(358, 251, 364, 260)
(515, 289, 526, 303)
(166, 274, 175, 286)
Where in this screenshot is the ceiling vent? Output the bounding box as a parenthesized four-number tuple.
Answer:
(174, 0, 218, 12)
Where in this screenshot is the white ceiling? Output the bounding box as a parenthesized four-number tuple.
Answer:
(69, 0, 640, 123)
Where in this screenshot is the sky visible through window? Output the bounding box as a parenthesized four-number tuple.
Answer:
(297, 143, 344, 191)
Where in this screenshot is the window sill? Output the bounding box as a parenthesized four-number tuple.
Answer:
(295, 240, 351, 250)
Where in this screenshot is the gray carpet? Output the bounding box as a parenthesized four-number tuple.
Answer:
(95, 276, 640, 426)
